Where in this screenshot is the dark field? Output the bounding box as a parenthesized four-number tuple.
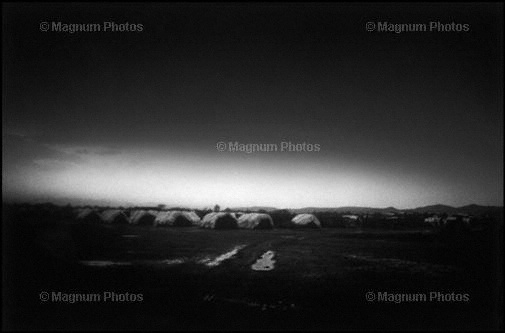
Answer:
(3, 209, 503, 331)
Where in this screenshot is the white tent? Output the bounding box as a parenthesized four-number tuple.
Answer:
(342, 214, 360, 220)
(101, 209, 130, 224)
(443, 215, 470, 228)
(237, 213, 274, 229)
(76, 208, 93, 219)
(201, 212, 238, 229)
(130, 210, 158, 225)
(154, 210, 201, 227)
(183, 211, 201, 224)
(291, 214, 321, 228)
(342, 214, 361, 227)
(424, 216, 442, 227)
(76, 208, 102, 224)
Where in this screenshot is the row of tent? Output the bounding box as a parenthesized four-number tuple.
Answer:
(424, 214, 475, 228)
(75, 208, 322, 229)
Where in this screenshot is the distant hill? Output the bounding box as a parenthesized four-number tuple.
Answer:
(404, 204, 457, 214)
(403, 204, 502, 216)
(291, 206, 400, 214)
(289, 204, 501, 215)
(230, 206, 278, 212)
(4, 200, 502, 217)
(281, 204, 501, 216)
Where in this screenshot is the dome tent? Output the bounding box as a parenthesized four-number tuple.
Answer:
(101, 209, 130, 224)
(130, 210, 157, 225)
(76, 208, 102, 224)
(201, 212, 238, 229)
(154, 211, 201, 227)
(183, 211, 201, 224)
(290, 214, 321, 228)
(342, 215, 362, 228)
(237, 213, 274, 229)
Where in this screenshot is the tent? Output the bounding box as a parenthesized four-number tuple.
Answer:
(201, 212, 238, 229)
(183, 211, 201, 225)
(342, 214, 361, 228)
(424, 215, 442, 227)
(76, 208, 102, 224)
(100, 209, 130, 224)
(130, 210, 157, 225)
(443, 215, 470, 229)
(237, 213, 274, 229)
(290, 214, 321, 228)
(154, 210, 201, 227)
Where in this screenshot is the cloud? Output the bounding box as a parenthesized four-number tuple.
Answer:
(32, 158, 80, 170)
(45, 144, 123, 157)
(2, 133, 122, 174)
(2, 133, 81, 169)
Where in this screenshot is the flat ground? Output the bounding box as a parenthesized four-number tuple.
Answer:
(3, 221, 502, 330)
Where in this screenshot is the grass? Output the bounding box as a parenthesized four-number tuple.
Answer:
(3, 212, 502, 330)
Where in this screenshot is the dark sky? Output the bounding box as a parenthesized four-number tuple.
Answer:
(2, 3, 503, 208)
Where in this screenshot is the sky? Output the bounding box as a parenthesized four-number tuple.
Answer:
(2, 3, 503, 209)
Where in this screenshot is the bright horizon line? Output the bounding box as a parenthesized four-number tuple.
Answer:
(2, 195, 502, 211)
(4, 137, 502, 213)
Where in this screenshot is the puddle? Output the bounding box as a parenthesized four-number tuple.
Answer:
(81, 258, 186, 267)
(82, 244, 248, 269)
(342, 254, 458, 276)
(80, 260, 132, 267)
(160, 258, 186, 265)
(281, 235, 305, 240)
(251, 250, 276, 271)
(203, 294, 295, 311)
(199, 245, 246, 267)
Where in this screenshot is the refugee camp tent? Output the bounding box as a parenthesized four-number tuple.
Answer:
(443, 215, 470, 229)
(154, 210, 201, 227)
(183, 211, 201, 225)
(76, 208, 102, 224)
(100, 209, 130, 224)
(201, 212, 238, 229)
(424, 215, 442, 227)
(130, 210, 157, 225)
(342, 214, 361, 228)
(290, 214, 321, 228)
(237, 213, 274, 229)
